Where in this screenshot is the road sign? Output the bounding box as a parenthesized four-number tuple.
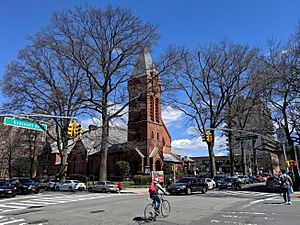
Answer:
(235, 135, 258, 141)
(4, 117, 47, 131)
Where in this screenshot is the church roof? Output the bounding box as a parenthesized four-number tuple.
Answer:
(131, 47, 156, 78)
(50, 126, 127, 155)
(82, 126, 127, 155)
(164, 152, 182, 163)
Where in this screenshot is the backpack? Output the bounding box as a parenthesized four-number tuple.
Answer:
(148, 184, 156, 194)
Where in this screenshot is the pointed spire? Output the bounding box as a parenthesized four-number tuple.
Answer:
(131, 46, 156, 78)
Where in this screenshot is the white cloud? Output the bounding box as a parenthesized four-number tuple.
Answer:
(171, 134, 228, 157)
(162, 106, 184, 127)
(79, 117, 101, 130)
(172, 137, 207, 152)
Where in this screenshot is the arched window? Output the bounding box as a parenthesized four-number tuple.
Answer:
(151, 131, 154, 139)
(157, 132, 160, 141)
(162, 137, 166, 146)
(155, 97, 159, 123)
(150, 96, 154, 121)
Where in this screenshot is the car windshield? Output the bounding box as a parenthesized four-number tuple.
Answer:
(73, 180, 81, 183)
(0, 181, 9, 186)
(224, 178, 233, 182)
(214, 176, 225, 181)
(177, 178, 193, 183)
(19, 178, 33, 184)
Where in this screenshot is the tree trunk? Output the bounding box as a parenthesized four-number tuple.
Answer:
(253, 141, 258, 176)
(208, 142, 216, 178)
(241, 141, 246, 175)
(228, 102, 235, 176)
(99, 99, 109, 181)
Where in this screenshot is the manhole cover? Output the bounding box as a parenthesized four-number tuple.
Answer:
(28, 219, 48, 224)
(90, 209, 105, 213)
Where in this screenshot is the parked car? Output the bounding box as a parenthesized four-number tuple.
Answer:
(205, 178, 216, 190)
(88, 181, 118, 193)
(256, 175, 264, 183)
(218, 177, 242, 190)
(213, 175, 227, 187)
(167, 177, 208, 195)
(8, 178, 40, 194)
(38, 179, 58, 190)
(55, 180, 86, 191)
(249, 176, 257, 183)
(266, 177, 282, 192)
(0, 181, 17, 198)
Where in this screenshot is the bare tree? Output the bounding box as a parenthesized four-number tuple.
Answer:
(41, 6, 160, 180)
(1, 25, 88, 180)
(0, 126, 23, 178)
(259, 37, 300, 188)
(164, 39, 257, 177)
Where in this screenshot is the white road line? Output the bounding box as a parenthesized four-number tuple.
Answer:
(20, 200, 56, 205)
(0, 219, 25, 225)
(0, 204, 27, 209)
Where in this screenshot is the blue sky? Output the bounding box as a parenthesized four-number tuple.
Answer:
(1, 0, 300, 157)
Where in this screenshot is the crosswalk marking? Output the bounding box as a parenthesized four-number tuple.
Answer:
(0, 192, 125, 213)
(0, 219, 25, 225)
(209, 190, 280, 199)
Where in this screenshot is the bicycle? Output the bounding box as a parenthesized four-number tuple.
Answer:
(144, 194, 171, 221)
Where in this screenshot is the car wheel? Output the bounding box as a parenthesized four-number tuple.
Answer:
(202, 186, 207, 194)
(102, 188, 107, 193)
(88, 187, 93, 192)
(69, 186, 74, 192)
(78, 187, 84, 191)
(186, 187, 191, 195)
(56, 186, 60, 191)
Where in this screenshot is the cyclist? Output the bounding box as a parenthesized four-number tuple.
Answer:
(149, 177, 167, 215)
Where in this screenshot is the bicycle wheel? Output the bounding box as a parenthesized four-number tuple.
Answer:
(144, 204, 156, 220)
(160, 200, 171, 218)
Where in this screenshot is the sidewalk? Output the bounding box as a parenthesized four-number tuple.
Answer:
(120, 187, 148, 195)
(292, 191, 300, 198)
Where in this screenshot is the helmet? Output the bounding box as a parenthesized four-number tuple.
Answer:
(154, 177, 159, 183)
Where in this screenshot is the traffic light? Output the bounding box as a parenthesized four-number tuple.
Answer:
(67, 122, 76, 138)
(74, 123, 83, 138)
(206, 132, 213, 143)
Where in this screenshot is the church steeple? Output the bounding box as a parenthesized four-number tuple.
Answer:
(131, 47, 156, 78)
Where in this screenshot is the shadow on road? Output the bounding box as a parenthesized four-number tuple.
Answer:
(241, 183, 270, 193)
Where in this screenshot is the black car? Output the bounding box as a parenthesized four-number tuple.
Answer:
(9, 178, 40, 194)
(218, 177, 242, 190)
(213, 175, 227, 187)
(0, 181, 17, 198)
(266, 177, 282, 192)
(167, 177, 208, 195)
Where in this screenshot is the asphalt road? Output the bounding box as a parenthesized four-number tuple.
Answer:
(1, 184, 300, 225)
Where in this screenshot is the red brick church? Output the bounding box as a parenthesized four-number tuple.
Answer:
(37, 48, 182, 179)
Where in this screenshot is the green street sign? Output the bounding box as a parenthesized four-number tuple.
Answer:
(4, 117, 47, 131)
(235, 135, 258, 141)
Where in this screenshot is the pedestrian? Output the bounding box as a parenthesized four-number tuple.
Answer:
(117, 181, 123, 194)
(280, 170, 293, 205)
(166, 178, 173, 190)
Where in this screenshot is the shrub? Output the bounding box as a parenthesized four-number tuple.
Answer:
(133, 174, 151, 185)
(115, 161, 130, 178)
